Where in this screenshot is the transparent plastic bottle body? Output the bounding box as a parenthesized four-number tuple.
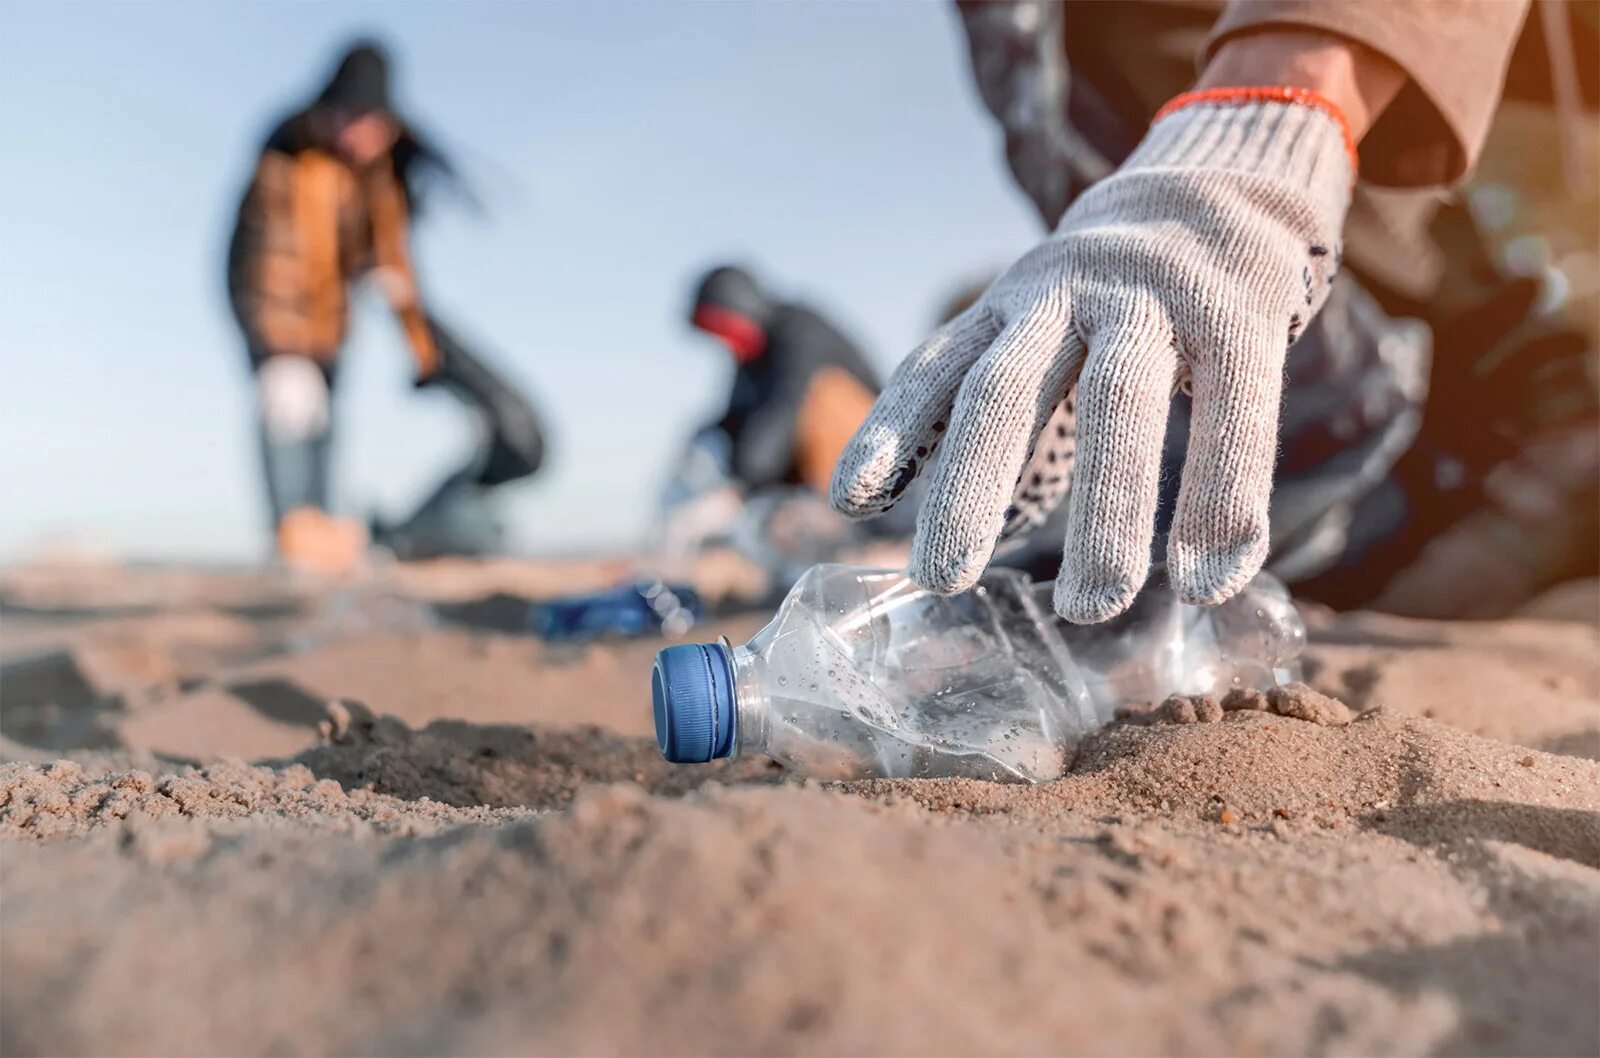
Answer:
(653, 565, 1306, 783)
(1053, 568, 1306, 720)
(729, 566, 1096, 782)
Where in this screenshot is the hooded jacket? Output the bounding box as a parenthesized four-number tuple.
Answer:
(226, 43, 442, 379)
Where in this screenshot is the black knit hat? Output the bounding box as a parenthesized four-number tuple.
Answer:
(316, 40, 393, 116)
(691, 265, 771, 325)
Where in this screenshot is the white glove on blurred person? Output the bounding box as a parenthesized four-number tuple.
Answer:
(832, 88, 1356, 623)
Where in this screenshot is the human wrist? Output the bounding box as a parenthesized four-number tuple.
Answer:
(1197, 30, 1403, 141)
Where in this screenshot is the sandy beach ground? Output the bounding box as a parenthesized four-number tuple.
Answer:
(2, 553, 1597, 1056)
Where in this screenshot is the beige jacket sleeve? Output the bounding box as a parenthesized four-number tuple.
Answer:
(1206, 0, 1532, 186)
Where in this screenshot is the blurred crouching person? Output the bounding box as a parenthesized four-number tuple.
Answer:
(660, 265, 907, 572)
(691, 265, 880, 498)
(226, 40, 544, 574)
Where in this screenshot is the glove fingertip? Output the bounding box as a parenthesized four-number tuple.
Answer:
(830, 486, 888, 521)
(1167, 534, 1269, 606)
(909, 550, 989, 596)
(909, 516, 995, 596)
(830, 454, 899, 521)
(1053, 557, 1144, 625)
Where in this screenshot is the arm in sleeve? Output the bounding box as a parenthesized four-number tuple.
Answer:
(728, 363, 811, 490)
(954, 0, 1115, 227)
(228, 151, 307, 356)
(1207, 0, 1531, 186)
(368, 171, 441, 381)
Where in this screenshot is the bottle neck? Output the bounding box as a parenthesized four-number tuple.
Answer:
(728, 644, 769, 757)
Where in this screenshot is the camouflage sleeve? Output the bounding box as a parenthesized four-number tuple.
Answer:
(954, 0, 1114, 229)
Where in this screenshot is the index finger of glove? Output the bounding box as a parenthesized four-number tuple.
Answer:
(831, 305, 997, 519)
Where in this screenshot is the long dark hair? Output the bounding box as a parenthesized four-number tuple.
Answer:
(272, 38, 475, 215)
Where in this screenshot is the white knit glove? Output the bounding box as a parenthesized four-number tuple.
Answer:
(833, 90, 1355, 622)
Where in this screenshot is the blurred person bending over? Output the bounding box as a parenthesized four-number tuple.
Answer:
(689, 265, 881, 498)
(661, 265, 904, 570)
(227, 40, 544, 574)
(832, 0, 1597, 621)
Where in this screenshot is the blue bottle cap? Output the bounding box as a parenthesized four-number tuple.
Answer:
(652, 642, 737, 763)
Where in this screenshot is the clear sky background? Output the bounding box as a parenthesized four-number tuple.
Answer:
(1, 2, 1042, 562)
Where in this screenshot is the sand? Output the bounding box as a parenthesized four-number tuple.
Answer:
(1, 557, 1597, 1056)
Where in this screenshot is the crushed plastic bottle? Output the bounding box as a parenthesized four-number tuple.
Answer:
(651, 564, 1304, 782)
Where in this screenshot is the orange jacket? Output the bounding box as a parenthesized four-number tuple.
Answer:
(228, 133, 438, 378)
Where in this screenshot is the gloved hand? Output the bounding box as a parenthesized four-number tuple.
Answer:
(832, 89, 1355, 622)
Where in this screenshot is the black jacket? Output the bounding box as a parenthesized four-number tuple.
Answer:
(717, 304, 879, 490)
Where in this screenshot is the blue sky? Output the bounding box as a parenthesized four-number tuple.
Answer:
(1, 2, 1041, 562)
